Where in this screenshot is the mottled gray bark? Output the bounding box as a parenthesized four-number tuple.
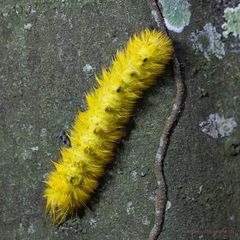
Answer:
(0, 1, 240, 239)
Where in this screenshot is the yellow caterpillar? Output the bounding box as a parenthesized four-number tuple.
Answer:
(44, 29, 173, 224)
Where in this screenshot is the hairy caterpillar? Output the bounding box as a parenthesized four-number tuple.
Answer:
(44, 29, 173, 224)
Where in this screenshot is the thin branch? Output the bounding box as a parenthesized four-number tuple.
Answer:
(147, 1, 185, 239)
(147, 0, 167, 34)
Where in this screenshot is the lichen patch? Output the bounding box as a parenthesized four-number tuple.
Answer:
(222, 4, 240, 38)
(190, 23, 225, 60)
(199, 113, 237, 138)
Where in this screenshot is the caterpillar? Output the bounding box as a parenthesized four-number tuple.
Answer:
(44, 29, 173, 224)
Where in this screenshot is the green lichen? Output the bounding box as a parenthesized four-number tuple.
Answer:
(222, 4, 240, 38)
(191, 23, 225, 60)
(159, 0, 191, 33)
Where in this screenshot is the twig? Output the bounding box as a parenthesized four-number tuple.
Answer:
(147, 0, 167, 34)
(147, 1, 185, 239)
